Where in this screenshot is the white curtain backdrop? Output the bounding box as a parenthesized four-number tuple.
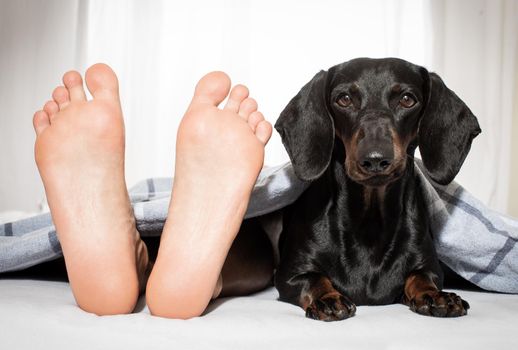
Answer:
(0, 0, 517, 215)
(428, 0, 518, 214)
(81, 0, 431, 186)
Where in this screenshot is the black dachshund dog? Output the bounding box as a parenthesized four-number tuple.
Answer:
(273, 57, 481, 321)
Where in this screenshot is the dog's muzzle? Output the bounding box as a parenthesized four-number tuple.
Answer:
(355, 117, 395, 176)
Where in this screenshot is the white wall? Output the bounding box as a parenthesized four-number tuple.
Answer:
(510, 73, 518, 217)
(0, 0, 81, 212)
(0, 0, 517, 215)
(428, 0, 517, 214)
(81, 0, 431, 193)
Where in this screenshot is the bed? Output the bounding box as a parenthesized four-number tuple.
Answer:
(1, 163, 518, 349)
(1, 267, 517, 349)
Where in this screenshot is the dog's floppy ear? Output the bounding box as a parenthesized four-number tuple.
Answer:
(274, 70, 334, 181)
(418, 72, 481, 185)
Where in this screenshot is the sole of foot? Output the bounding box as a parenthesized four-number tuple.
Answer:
(33, 64, 149, 315)
(146, 71, 272, 319)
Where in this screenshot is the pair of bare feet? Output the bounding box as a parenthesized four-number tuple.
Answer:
(33, 64, 272, 318)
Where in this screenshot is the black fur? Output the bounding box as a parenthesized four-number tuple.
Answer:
(418, 73, 482, 184)
(274, 57, 480, 320)
(275, 70, 334, 181)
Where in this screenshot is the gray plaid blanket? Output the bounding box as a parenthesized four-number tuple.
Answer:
(1, 161, 517, 293)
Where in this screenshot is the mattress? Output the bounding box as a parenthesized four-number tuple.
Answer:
(1, 276, 517, 350)
(2, 169, 517, 350)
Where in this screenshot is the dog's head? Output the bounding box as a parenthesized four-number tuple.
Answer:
(275, 58, 481, 186)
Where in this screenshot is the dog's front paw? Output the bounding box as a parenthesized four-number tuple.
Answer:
(409, 291, 469, 317)
(305, 293, 356, 321)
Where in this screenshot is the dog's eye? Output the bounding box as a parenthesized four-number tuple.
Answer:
(399, 94, 416, 108)
(337, 94, 352, 107)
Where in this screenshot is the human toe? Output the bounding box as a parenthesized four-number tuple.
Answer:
(255, 120, 272, 145)
(190, 71, 231, 107)
(52, 86, 70, 109)
(238, 97, 258, 120)
(33, 110, 50, 135)
(43, 100, 59, 120)
(63, 70, 87, 102)
(85, 63, 120, 101)
(248, 111, 264, 131)
(224, 84, 249, 112)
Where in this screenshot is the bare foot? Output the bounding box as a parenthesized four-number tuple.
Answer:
(146, 72, 272, 319)
(33, 64, 149, 315)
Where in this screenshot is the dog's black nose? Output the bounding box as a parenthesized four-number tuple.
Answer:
(359, 153, 393, 174)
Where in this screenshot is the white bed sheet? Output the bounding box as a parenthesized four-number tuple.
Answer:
(1, 279, 517, 350)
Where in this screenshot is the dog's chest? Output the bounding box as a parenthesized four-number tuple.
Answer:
(325, 208, 415, 305)
(330, 244, 410, 305)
